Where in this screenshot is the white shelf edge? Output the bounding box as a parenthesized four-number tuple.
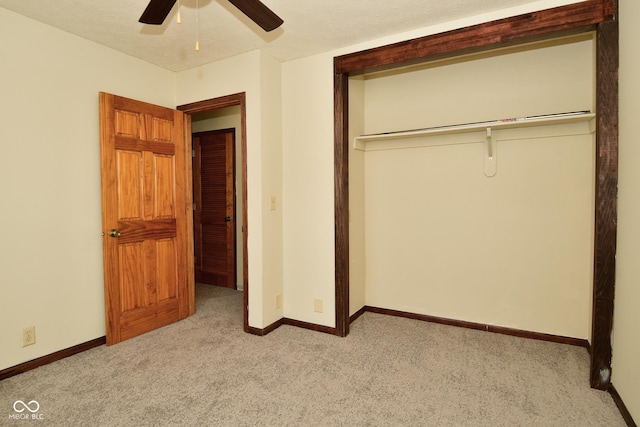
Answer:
(354, 112, 596, 147)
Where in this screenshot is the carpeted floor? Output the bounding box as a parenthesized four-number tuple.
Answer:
(0, 284, 627, 426)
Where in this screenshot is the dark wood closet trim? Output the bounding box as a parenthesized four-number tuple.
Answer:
(363, 306, 589, 348)
(179, 93, 248, 112)
(282, 318, 336, 335)
(335, 0, 612, 76)
(334, 71, 350, 338)
(334, 0, 618, 390)
(591, 16, 619, 390)
(609, 384, 638, 427)
(249, 318, 336, 336)
(248, 319, 284, 336)
(178, 93, 250, 333)
(349, 306, 367, 324)
(0, 337, 106, 381)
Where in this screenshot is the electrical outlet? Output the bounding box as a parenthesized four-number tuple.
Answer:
(314, 298, 323, 313)
(275, 294, 282, 310)
(269, 195, 277, 211)
(22, 326, 35, 347)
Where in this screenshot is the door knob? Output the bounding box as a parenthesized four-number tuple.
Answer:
(108, 229, 121, 238)
(224, 217, 232, 222)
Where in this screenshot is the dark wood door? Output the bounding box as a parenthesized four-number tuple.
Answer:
(99, 92, 191, 345)
(193, 129, 236, 288)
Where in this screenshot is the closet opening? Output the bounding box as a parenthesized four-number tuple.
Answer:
(333, 0, 618, 391)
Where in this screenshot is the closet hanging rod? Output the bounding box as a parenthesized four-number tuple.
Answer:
(355, 110, 594, 142)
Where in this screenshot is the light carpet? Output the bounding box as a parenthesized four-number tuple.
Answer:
(0, 284, 626, 426)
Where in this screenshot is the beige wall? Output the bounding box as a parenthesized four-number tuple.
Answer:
(177, 52, 266, 327)
(613, 0, 640, 420)
(259, 52, 284, 326)
(281, 1, 590, 328)
(363, 123, 594, 338)
(349, 77, 367, 315)
(363, 36, 594, 135)
(359, 37, 595, 339)
(2, 0, 623, 393)
(0, 10, 284, 371)
(281, 53, 337, 324)
(0, 8, 176, 370)
(176, 50, 284, 328)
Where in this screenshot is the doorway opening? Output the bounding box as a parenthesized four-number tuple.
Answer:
(178, 93, 249, 332)
(192, 127, 238, 290)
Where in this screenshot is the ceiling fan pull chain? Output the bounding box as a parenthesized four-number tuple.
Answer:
(195, 0, 200, 51)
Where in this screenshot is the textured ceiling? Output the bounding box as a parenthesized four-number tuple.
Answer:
(0, 0, 576, 72)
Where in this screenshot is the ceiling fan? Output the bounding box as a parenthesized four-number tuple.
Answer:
(139, 0, 283, 32)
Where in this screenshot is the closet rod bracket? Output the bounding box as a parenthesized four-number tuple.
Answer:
(484, 127, 497, 177)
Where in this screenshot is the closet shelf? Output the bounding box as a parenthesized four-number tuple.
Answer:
(353, 111, 595, 147)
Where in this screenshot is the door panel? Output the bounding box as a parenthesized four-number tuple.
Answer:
(193, 129, 236, 288)
(100, 92, 190, 345)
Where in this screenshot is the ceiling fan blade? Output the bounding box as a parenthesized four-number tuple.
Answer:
(227, 0, 284, 32)
(139, 0, 177, 25)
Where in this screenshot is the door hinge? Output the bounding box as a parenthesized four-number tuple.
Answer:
(192, 149, 195, 158)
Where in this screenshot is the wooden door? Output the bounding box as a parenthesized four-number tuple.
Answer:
(99, 92, 191, 345)
(193, 130, 236, 288)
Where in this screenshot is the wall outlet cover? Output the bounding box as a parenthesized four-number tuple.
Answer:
(22, 326, 36, 347)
